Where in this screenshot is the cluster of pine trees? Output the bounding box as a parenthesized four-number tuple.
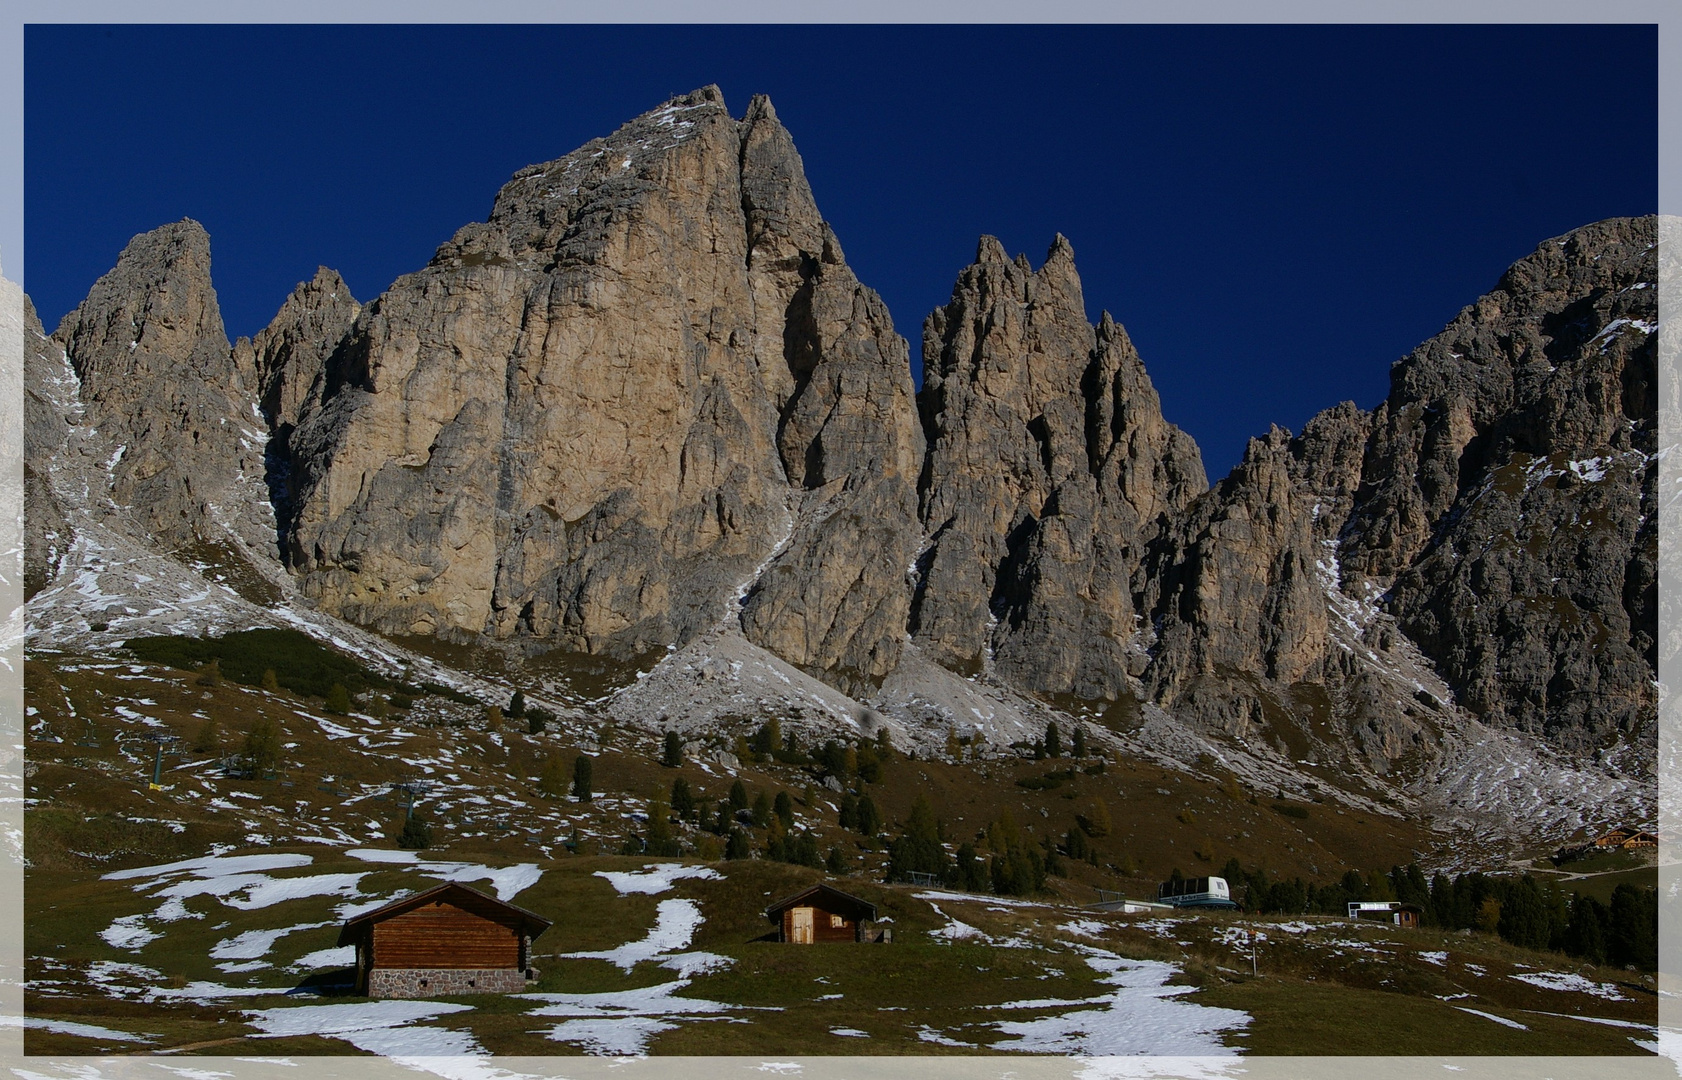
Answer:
(740, 719, 889, 786)
(886, 797, 1076, 897)
(1220, 859, 1657, 971)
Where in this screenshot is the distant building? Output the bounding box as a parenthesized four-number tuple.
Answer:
(1088, 888, 1174, 914)
(764, 883, 884, 943)
(338, 882, 551, 998)
(1156, 876, 1237, 909)
(1593, 826, 1657, 850)
(1347, 901, 1422, 928)
(1557, 825, 1659, 862)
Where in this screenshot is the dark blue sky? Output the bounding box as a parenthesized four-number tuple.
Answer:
(25, 24, 1657, 478)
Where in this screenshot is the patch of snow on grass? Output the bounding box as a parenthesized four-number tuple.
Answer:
(926, 901, 985, 941)
(348, 849, 543, 900)
(148, 981, 301, 1003)
(290, 946, 356, 970)
(0, 1013, 154, 1043)
(163, 871, 367, 911)
(986, 945, 1249, 1056)
(829, 1027, 869, 1037)
(541, 1016, 678, 1056)
(345, 848, 420, 864)
(244, 999, 486, 1057)
(1522, 1009, 1653, 1030)
(913, 889, 1054, 909)
(594, 863, 721, 895)
(335, 890, 411, 920)
(1509, 970, 1628, 1000)
(103, 852, 313, 882)
(915, 1025, 970, 1047)
(1059, 919, 1109, 938)
(564, 898, 720, 974)
(98, 915, 160, 950)
(522, 979, 743, 1056)
(1453, 1006, 1527, 1030)
(210, 922, 329, 961)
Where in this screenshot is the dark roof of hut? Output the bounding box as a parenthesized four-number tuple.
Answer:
(763, 882, 878, 923)
(337, 882, 551, 946)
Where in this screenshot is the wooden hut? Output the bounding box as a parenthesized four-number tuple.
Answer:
(1592, 826, 1658, 851)
(764, 883, 882, 944)
(1346, 901, 1423, 928)
(337, 882, 551, 998)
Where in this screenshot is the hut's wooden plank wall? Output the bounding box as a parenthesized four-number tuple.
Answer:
(781, 904, 859, 944)
(370, 899, 523, 969)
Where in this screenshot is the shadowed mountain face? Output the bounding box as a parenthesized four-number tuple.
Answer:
(25, 86, 1657, 778)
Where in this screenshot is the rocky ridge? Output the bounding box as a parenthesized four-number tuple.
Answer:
(20, 88, 1658, 850)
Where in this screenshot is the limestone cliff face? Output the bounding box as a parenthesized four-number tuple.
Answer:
(23, 295, 73, 598)
(245, 267, 361, 432)
(1136, 218, 1657, 762)
(1355, 218, 1658, 750)
(26, 87, 1655, 776)
(912, 236, 1205, 697)
(45, 220, 273, 559)
(284, 88, 922, 687)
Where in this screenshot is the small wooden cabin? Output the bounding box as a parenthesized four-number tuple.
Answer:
(337, 882, 551, 998)
(1347, 901, 1423, 928)
(764, 883, 881, 944)
(1594, 826, 1657, 850)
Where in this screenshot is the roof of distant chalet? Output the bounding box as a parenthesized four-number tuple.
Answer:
(763, 882, 878, 922)
(337, 882, 551, 946)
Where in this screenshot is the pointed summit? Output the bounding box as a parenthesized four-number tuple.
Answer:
(48, 219, 269, 551)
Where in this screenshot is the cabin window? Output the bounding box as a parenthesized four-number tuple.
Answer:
(830, 914, 845, 928)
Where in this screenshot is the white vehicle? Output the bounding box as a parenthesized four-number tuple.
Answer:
(1156, 875, 1238, 909)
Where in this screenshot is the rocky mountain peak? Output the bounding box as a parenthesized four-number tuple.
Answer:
(913, 235, 1203, 695)
(246, 266, 361, 431)
(19, 89, 1654, 839)
(1135, 215, 1655, 768)
(53, 218, 230, 386)
(46, 218, 269, 553)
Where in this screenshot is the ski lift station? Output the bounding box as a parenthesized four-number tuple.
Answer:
(1156, 875, 1238, 909)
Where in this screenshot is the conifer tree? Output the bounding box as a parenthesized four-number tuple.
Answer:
(838, 791, 859, 831)
(1044, 721, 1061, 758)
(855, 794, 882, 837)
(646, 796, 676, 855)
(539, 756, 569, 799)
(662, 730, 683, 768)
(324, 682, 352, 715)
(572, 754, 594, 801)
(192, 715, 220, 754)
(243, 716, 280, 777)
(195, 658, 223, 687)
(887, 794, 948, 881)
(671, 776, 696, 820)
(398, 811, 431, 849)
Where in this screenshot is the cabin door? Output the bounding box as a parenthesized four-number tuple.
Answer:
(791, 907, 814, 944)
